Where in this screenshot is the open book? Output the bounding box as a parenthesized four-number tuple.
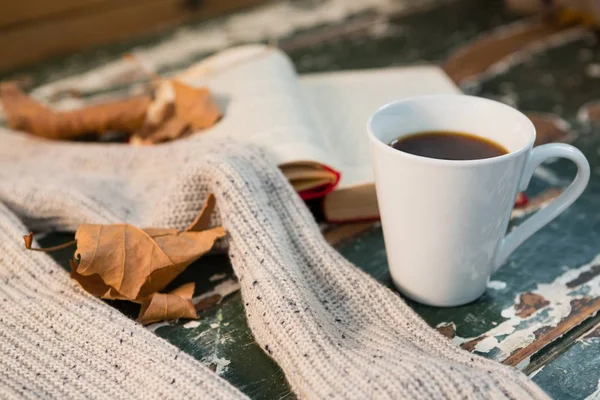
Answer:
(177, 44, 460, 222)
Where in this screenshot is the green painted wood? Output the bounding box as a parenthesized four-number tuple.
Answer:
(531, 322, 600, 399)
(14, 0, 600, 398)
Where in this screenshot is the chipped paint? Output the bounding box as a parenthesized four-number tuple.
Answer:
(451, 254, 600, 366)
(487, 280, 507, 290)
(200, 309, 232, 376)
(183, 320, 201, 329)
(435, 321, 456, 339)
(515, 293, 550, 318)
(30, 0, 448, 101)
(145, 320, 172, 332)
(209, 273, 228, 282)
(528, 364, 545, 378)
(583, 324, 600, 340)
(474, 336, 500, 353)
(193, 278, 241, 304)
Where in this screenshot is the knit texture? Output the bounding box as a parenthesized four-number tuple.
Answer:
(0, 129, 549, 399)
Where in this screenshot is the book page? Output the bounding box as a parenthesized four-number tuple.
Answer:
(177, 45, 332, 167)
(300, 66, 461, 188)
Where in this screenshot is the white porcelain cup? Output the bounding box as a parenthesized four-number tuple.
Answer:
(367, 94, 590, 307)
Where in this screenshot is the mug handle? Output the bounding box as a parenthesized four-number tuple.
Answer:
(494, 143, 590, 270)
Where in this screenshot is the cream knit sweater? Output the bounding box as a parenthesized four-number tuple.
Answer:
(0, 129, 548, 399)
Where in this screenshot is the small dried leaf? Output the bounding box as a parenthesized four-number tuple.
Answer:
(131, 79, 219, 144)
(171, 80, 221, 130)
(186, 194, 216, 232)
(0, 83, 151, 140)
(137, 283, 198, 325)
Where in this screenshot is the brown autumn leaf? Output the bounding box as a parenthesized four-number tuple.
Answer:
(0, 82, 151, 140)
(72, 225, 225, 300)
(24, 195, 222, 308)
(138, 282, 198, 325)
(171, 80, 221, 130)
(69, 194, 223, 301)
(131, 79, 221, 145)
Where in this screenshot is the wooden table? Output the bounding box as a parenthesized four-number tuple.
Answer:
(12, 0, 600, 398)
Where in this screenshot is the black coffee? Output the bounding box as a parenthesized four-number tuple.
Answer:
(389, 131, 508, 161)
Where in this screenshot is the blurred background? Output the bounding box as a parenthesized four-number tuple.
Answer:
(0, 0, 597, 73)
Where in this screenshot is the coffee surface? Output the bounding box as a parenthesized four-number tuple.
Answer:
(389, 131, 508, 161)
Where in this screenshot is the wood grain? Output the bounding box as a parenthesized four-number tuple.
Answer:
(444, 18, 565, 84)
(0, 0, 111, 29)
(323, 223, 377, 246)
(0, 0, 266, 71)
(504, 297, 600, 367)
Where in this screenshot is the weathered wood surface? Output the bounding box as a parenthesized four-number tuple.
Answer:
(11, 0, 600, 398)
(0, 0, 267, 72)
(530, 322, 600, 399)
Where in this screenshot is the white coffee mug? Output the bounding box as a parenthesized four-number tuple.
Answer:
(367, 94, 590, 307)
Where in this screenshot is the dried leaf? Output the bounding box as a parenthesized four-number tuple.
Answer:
(171, 80, 221, 130)
(70, 259, 128, 300)
(137, 283, 198, 325)
(72, 225, 225, 300)
(23, 196, 223, 324)
(131, 118, 188, 145)
(131, 79, 220, 145)
(67, 195, 225, 300)
(186, 194, 216, 232)
(0, 83, 151, 140)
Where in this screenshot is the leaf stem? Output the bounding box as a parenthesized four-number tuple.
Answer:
(23, 232, 76, 252)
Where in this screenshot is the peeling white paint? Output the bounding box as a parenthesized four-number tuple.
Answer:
(487, 280, 507, 290)
(475, 336, 500, 353)
(183, 320, 201, 329)
(193, 278, 241, 304)
(31, 0, 448, 100)
(453, 253, 600, 362)
(528, 364, 545, 378)
(200, 309, 232, 375)
(204, 355, 231, 376)
(209, 273, 228, 282)
(145, 321, 171, 332)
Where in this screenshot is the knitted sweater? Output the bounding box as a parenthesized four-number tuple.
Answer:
(0, 129, 549, 399)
